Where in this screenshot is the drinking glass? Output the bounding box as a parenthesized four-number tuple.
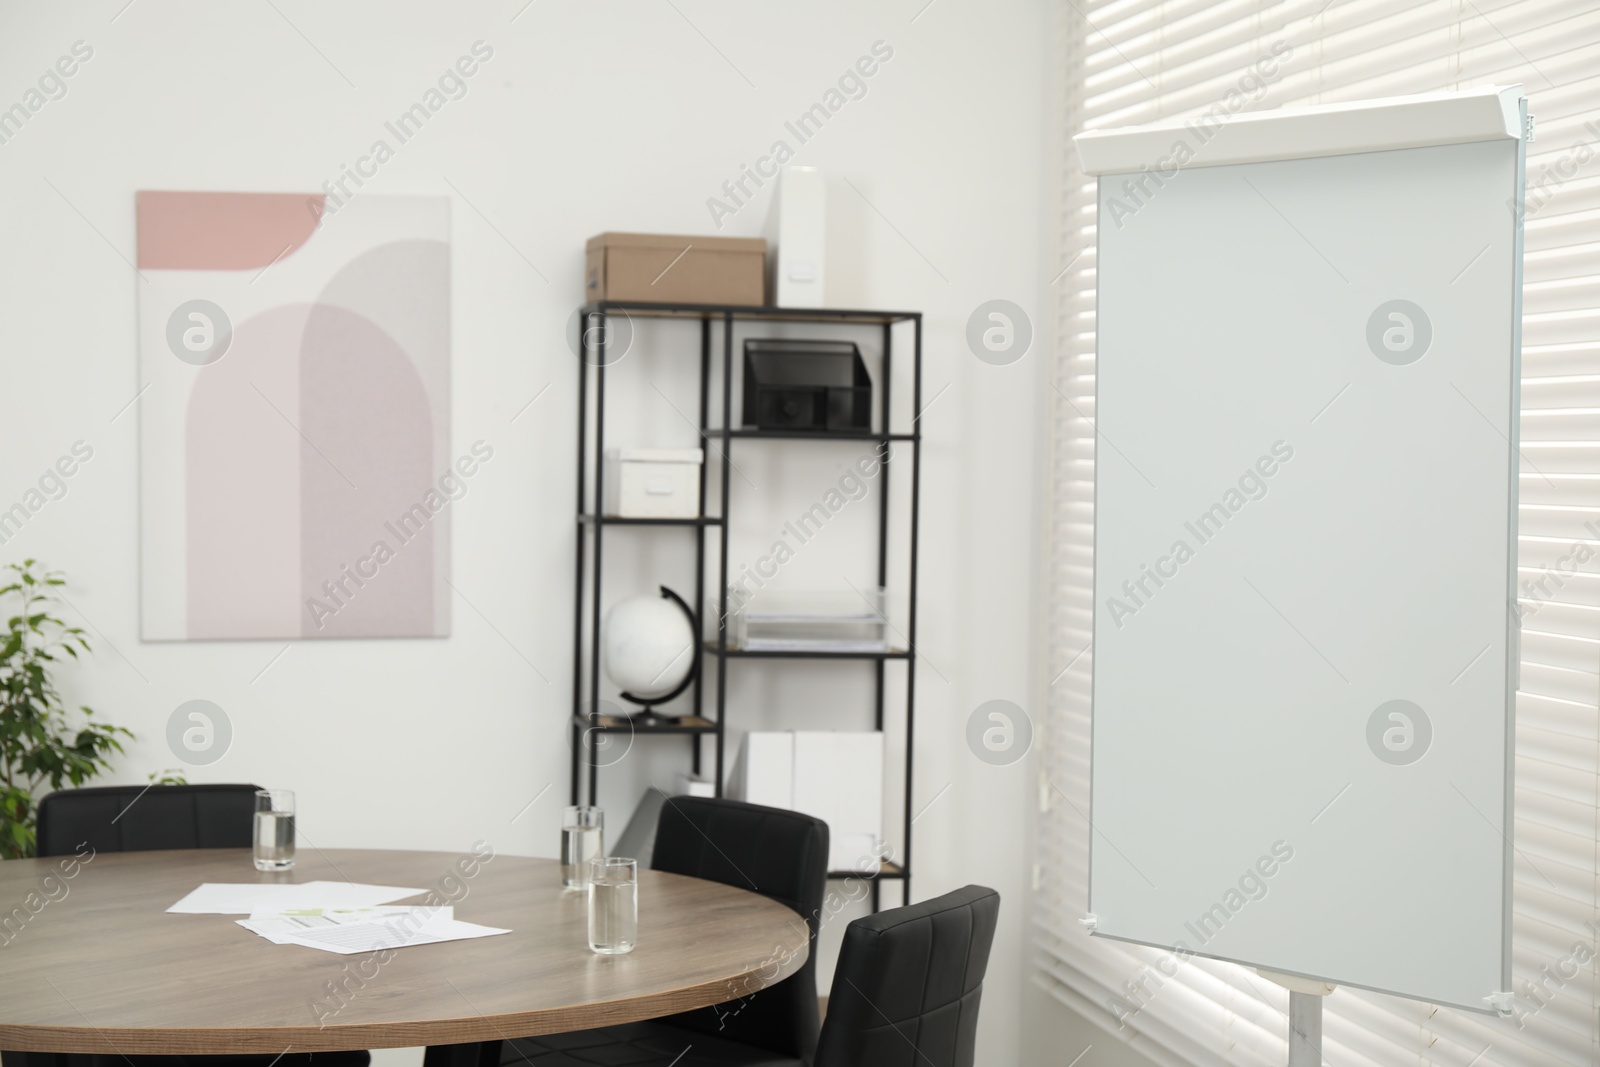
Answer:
(561, 805, 604, 889)
(587, 856, 638, 955)
(253, 789, 296, 872)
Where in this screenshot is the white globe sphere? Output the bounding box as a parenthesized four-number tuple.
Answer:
(602, 592, 695, 705)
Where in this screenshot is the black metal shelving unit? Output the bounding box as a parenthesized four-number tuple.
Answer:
(570, 299, 922, 907)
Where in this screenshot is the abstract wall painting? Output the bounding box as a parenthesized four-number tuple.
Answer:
(137, 192, 451, 640)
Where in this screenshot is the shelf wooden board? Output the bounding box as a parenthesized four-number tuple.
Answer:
(827, 861, 906, 881)
(575, 713, 716, 734)
(577, 514, 722, 526)
(718, 429, 918, 442)
(581, 300, 920, 325)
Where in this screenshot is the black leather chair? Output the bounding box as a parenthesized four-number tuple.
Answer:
(814, 884, 1000, 1067)
(28, 784, 370, 1067)
(499, 796, 830, 1067)
(36, 783, 259, 857)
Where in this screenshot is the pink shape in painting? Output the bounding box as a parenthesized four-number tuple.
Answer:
(185, 305, 309, 639)
(298, 303, 435, 638)
(137, 191, 324, 270)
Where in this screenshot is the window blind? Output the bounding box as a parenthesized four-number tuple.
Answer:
(1036, 1, 1600, 1063)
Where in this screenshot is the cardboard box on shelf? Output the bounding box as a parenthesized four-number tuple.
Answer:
(585, 232, 767, 306)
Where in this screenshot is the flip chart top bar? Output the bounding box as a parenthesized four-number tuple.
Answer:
(1074, 84, 1523, 176)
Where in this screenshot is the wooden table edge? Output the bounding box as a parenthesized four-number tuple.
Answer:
(0, 939, 808, 1054)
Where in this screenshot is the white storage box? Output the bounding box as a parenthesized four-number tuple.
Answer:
(603, 448, 703, 518)
(675, 771, 716, 798)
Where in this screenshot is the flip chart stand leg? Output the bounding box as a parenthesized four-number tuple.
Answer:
(1287, 991, 1322, 1067)
(1258, 968, 1335, 1067)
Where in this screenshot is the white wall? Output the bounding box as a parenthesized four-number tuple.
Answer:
(1022, 981, 1166, 1067)
(0, 1, 1047, 1062)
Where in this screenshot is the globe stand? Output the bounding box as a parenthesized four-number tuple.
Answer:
(613, 696, 691, 725)
(616, 674, 695, 722)
(610, 586, 698, 723)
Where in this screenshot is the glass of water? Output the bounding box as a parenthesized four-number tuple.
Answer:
(253, 789, 296, 872)
(561, 805, 604, 889)
(587, 856, 637, 955)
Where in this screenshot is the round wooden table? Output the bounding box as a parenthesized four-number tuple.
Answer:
(0, 848, 809, 1058)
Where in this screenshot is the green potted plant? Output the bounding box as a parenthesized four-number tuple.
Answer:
(0, 559, 134, 859)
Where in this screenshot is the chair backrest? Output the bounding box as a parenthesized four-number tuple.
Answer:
(35, 783, 262, 858)
(649, 795, 829, 1062)
(814, 884, 1001, 1067)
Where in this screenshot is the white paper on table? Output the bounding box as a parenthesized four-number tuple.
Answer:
(237, 906, 451, 944)
(278, 912, 510, 955)
(166, 880, 427, 915)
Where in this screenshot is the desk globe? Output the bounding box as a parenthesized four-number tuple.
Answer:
(601, 586, 696, 719)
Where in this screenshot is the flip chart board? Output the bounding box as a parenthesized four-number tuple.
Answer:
(1076, 86, 1525, 1012)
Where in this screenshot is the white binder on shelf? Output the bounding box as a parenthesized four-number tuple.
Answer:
(764, 166, 827, 307)
(793, 731, 883, 873)
(733, 731, 794, 810)
(732, 729, 883, 873)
